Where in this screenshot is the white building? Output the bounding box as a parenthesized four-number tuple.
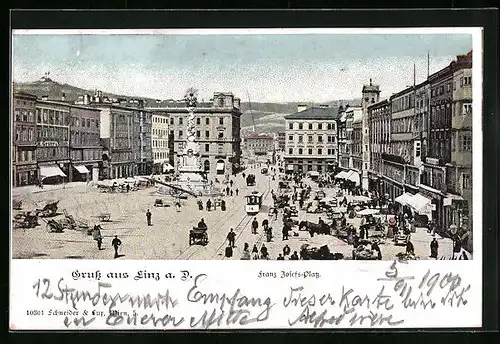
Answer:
(151, 112, 171, 174)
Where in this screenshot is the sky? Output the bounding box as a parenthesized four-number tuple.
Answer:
(11, 31, 474, 103)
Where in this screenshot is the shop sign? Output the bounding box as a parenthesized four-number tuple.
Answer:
(37, 141, 59, 147)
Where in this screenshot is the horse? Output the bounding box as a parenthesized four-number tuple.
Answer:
(298, 221, 332, 237)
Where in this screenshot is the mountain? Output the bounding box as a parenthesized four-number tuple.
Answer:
(13, 78, 361, 134)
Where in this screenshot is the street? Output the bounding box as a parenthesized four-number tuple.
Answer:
(12, 164, 454, 261)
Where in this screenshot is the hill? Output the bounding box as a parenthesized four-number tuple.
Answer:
(13, 78, 361, 134)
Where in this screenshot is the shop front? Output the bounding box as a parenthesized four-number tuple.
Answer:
(418, 184, 445, 233)
(39, 162, 68, 185)
(72, 164, 91, 182)
(14, 163, 38, 187)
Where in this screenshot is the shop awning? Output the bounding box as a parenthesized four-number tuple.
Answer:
(40, 165, 66, 180)
(347, 171, 360, 185)
(395, 192, 414, 206)
(74, 165, 90, 174)
(308, 171, 320, 177)
(154, 159, 168, 164)
(165, 163, 174, 171)
(335, 171, 347, 179)
(407, 193, 433, 215)
(216, 162, 225, 171)
(286, 165, 294, 171)
(443, 193, 465, 206)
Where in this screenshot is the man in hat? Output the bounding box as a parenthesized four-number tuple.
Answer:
(111, 235, 122, 259)
(252, 217, 259, 234)
(226, 228, 236, 248)
(146, 209, 152, 226)
(430, 238, 439, 259)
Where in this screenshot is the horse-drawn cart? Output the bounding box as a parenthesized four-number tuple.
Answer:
(13, 211, 38, 229)
(97, 213, 111, 222)
(189, 227, 208, 246)
(36, 200, 59, 217)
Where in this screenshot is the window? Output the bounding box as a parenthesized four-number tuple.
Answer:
(298, 148, 303, 155)
(461, 133, 472, 151)
(308, 135, 313, 143)
(318, 123, 322, 130)
(318, 148, 322, 155)
(308, 123, 313, 130)
(179, 118, 183, 125)
(170, 118, 174, 125)
(196, 118, 201, 125)
(327, 149, 331, 155)
(288, 148, 293, 155)
(205, 144, 210, 152)
(87, 119, 90, 127)
(318, 135, 323, 143)
(289, 123, 293, 130)
(206, 118, 210, 125)
(196, 130, 201, 138)
(364, 145, 368, 151)
(178, 130, 183, 138)
(298, 135, 303, 143)
(453, 81, 457, 90)
(218, 132, 224, 139)
(327, 123, 331, 130)
(82, 118, 86, 127)
(205, 131, 209, 138)
(298, 123, 303, 130)
(219, 117, 224, 125)
(308, 148, 313, 155)
(218, 98, 224, 107)
(462, 173, 471, 189)
(463, 103, 472, 115)
(288, 135, 293, 141)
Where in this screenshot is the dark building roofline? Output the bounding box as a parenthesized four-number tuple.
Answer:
(367, 98, 390, 110)
(390, 86, 416, 100)
(284, 106, 340, 120)
(13, 92, 38, 100)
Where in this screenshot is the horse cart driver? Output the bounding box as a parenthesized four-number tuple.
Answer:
(197, 218, 207, 230)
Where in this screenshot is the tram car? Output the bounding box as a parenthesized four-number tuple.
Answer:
(245, 191, 263, 214)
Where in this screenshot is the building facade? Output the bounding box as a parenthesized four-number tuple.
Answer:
(151, 112, 170, 174)
(94, 104, 137, 179)
(35, 100, 71, 183)
(361, 80, 381, 190)
(284, 106, 338, 174)
(149, 92, 242, 176)
(245, 133, 275, 156)
(337, 106, 349, 170)
(346, 106, 363, 185)
(69, 105, 103, 182)
(367, 99, 391, 193)
(277, 131, 286, 152)
(12, 93, 38, 186)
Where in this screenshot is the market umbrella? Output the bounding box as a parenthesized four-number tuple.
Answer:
(357, 208, 380, 216)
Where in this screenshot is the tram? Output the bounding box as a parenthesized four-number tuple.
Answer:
(245, 191, 263, 214)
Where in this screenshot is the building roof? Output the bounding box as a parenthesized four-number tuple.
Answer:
(362, 80, 381, 93)
(284, 107, 339, 120)
(390, 86, 415, 100)
(13, 92, 38, 100)
(245, 134, 274, 140)
(367, 98, 390, 110)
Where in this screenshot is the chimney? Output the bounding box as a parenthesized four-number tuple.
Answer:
(41, 95, 48, 101)
(61, 93, 66, 101)
(83, 94, 90, 105)
(297, 104, 307, 112)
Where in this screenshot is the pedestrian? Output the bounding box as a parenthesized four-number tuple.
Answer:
(277, 254, 285, 260)
(93, 224, 103, 250)
(283, 244, 291, 256)
(230, 189, 233, 196)
(241, 243, 251, 260)
(146, 209, 152, 226)
(197, 218, 207, 230)
(206, 199, 211, 211)
(406, 240, 415, 256)
(111, 235, 122, 258)
(290, 251, 299, 260)
(235, 188, 239, 196)
(252, 244, 259, 260)
(260, 244, 269, 260)
(430, 238, 439, 258)
(282, 224, 289, 241)
(371, 242, 382, 260)
(252, 217, 258, 234)
(126, 183, 130, 192)
(273, 207, 278, 220)
(226, 186, 230, 196)
(230, 180, 233, 188)
(227, 228, 236, 248)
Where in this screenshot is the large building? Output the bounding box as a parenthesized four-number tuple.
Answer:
(244, 133, 274, 156)
(346, 106, 363, 185)
(277, 131, 286, 152)
(12, 93, 38, 186)
(69, 104, 103, 182)
(151, 112, 171, 174)
(35, 99, 71, 183)
(149, 92, 242, 176)
(284, 105, 338, 174)
(131, 101, 153, 175)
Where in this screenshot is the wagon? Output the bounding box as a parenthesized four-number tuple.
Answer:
(46, 219, 67, 233)
(13, 212, 39, 229)
(189, 227, 208, 246)
(36, 200, 59, 217)
(97, 213, 111, 222)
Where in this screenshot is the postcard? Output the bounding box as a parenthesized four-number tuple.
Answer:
(9, 27, 483, 330)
